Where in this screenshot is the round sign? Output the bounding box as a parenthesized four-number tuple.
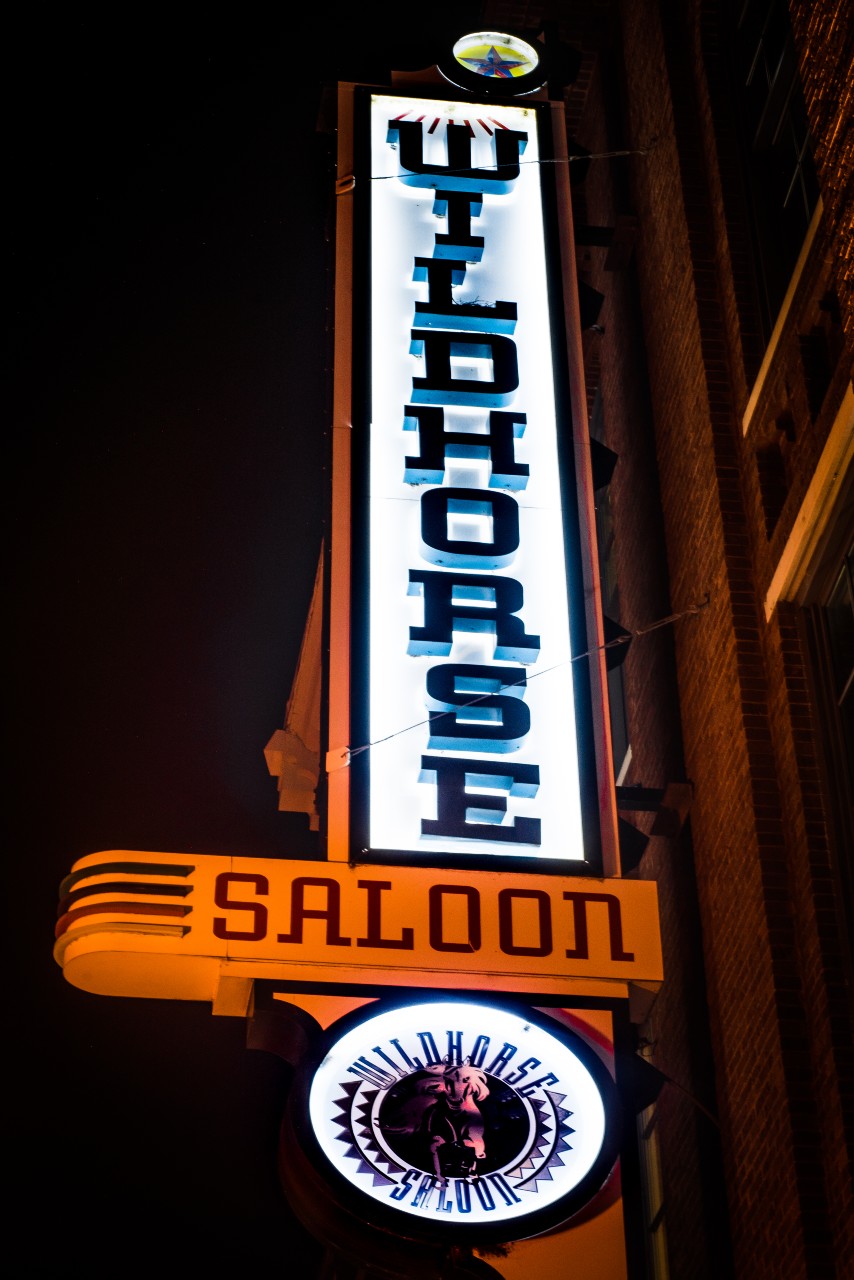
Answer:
(290, 998, 620, 1244)
(440, 31, 547, 98)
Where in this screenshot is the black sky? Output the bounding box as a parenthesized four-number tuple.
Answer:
(9, 8, 485, 1274)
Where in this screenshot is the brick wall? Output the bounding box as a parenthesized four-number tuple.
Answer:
(487, 1, 853, 1274)
(572, 35, 730, 1274)
(613, 0, 853, 1275)
(789, 1, 854, 335)
(615, 3, 809, 1271)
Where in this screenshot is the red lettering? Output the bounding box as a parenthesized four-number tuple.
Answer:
(356, 879, 414, 949)
(213, 872, 268, 941)
(428, 884, 481, 952)
(498, 887, 553, 956)
(563, 891, 635, 961)
(277, 876, 351, 946)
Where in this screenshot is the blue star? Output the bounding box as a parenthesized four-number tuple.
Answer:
(461, 46, 529, 79)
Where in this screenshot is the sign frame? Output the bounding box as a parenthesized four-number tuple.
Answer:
(438, 30, 549, 98)
(347, 84, 602, 877)
(55, 850, 663, 1008)
(282, 993, 622, 1246)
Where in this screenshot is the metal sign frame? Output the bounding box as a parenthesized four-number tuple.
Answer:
(347, 85, 602, 876)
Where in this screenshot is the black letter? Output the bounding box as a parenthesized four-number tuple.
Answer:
(404, 407, 529, 489)
(420, 755, 541, 845)
(410, 331, 518, 407)
(426, 663, 529, 752)
(408, 570, 540, 662)
(420, 487, 520, 569)
(432, 190, 484, 261)
(387, 120, 528, 193)
(413, 257, 517, 333)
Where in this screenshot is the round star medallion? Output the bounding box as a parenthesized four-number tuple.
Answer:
(440, 31, 547, 98)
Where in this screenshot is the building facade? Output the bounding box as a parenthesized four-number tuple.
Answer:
(478, 1, 851, 1275)
(48, 4, 851, 1276)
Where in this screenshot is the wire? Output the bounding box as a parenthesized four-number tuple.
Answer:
(367, 149, 651, 181)
(330, 593, 709, 769)
(333, 146, 656, 192)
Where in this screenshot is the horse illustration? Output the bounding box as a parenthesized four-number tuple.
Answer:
(379, 1061, 491, 1182)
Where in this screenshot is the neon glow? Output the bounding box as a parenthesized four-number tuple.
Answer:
(367, 94, 583, 862)
(451, 33, 540, 80)
(308, 1001, 609, 1228)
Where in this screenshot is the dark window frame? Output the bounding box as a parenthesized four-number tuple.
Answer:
(732, 0, 821, 340)
(800, 512, 854, 985)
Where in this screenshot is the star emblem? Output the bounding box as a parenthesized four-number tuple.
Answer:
(460, 46, 531, 79)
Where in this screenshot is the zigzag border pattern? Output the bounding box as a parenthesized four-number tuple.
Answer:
(505, 1089, 575, 1193)
(330, 1083, 403, 1187)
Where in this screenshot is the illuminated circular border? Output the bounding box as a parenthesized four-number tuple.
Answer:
(440, 30, 547, 98)
(287, 997, 620, 1245)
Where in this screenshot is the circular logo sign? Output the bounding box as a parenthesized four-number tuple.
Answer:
(453, 32, 540, 81)
(299, 999, 620, 1243)
(440, 30, 547, 98)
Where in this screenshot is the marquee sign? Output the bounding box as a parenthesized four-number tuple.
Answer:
(286, 998, 620, 1244)
(54, 850, 663, 1005)
(352, 90, 598, 869)
(54, 43, 662, 1269)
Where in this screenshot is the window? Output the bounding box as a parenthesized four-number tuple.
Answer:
(734, 0, 820, 337)
(823, 546, 854, 774)
(803, 525, 854, 959)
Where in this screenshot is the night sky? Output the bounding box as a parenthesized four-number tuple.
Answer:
(10, 8, 485, 1273)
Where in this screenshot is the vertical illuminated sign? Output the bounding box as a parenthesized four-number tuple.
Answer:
(353, 92, 597, 867)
